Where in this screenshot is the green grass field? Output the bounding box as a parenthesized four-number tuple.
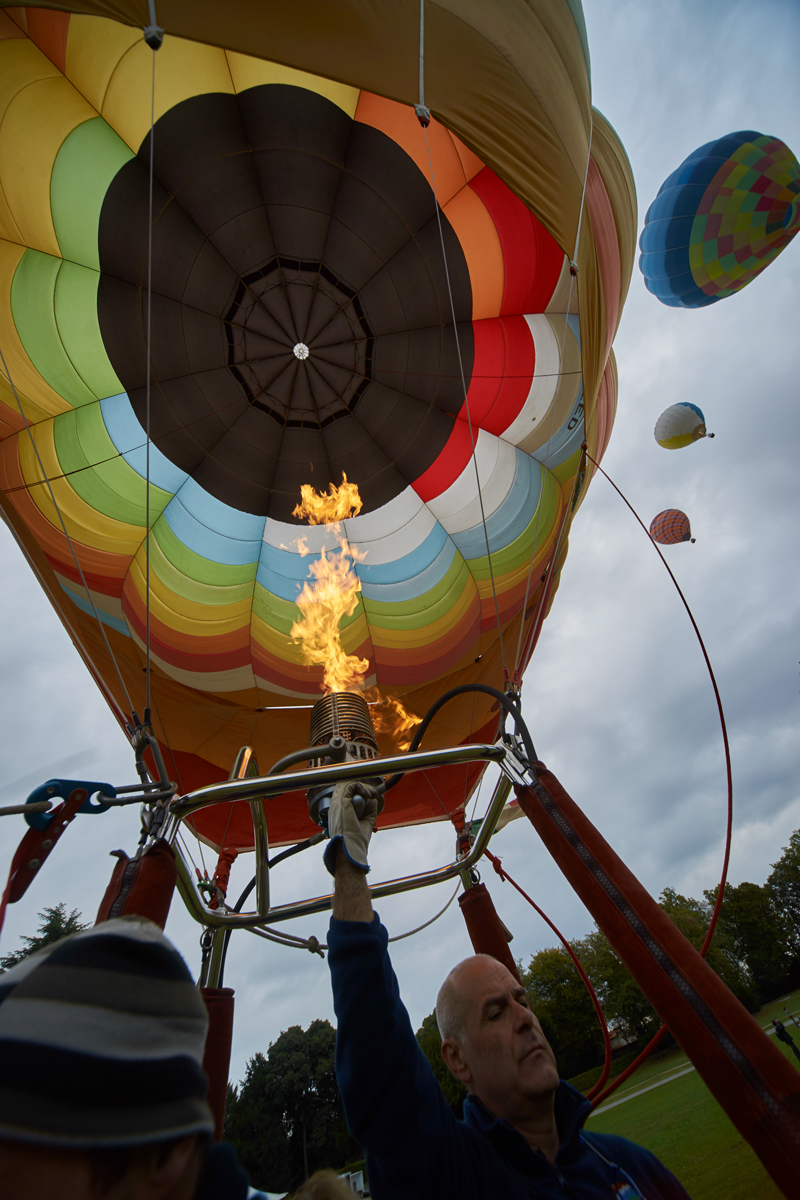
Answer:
(586, 992, 800, 1199)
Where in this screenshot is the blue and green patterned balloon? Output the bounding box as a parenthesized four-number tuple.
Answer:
(640, 131, 799, 308)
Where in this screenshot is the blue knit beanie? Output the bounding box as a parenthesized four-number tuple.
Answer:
(0, 916, 214, 1146)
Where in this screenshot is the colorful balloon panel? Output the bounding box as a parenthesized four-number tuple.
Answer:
(640, 131, 799, 308)
(654, 402, 707, 450)
(650, 510, 693, 545)
(0, 8, 633, 848)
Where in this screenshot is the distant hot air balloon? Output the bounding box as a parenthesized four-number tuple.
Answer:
(640, 131, 799, 308)
(650, 510, 695, 545)
(654, 402, 711, 449)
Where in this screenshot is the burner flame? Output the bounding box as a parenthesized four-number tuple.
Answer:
(368, 691, 422, 752)
(292, 473, 363, 525)
(290, 474, 368, 694)
(290, 476, 424, 746)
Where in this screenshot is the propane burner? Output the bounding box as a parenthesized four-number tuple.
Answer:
(307, 692, 384, 826)
(309, 691, 379, 755)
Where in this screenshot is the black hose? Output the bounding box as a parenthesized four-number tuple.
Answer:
(266, 740, 346, 778)
(216, 836, 320, 986)
(381, 683, 536, 794)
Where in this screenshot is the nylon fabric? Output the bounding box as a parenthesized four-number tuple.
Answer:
(0, 3, 635, 848)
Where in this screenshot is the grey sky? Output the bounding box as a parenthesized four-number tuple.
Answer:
(0, 0, 798, 1086)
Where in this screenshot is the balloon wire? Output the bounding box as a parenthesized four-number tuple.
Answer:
(387, 880, 460, 943)
(0, 344, 136, 718)
(0, 365, 582, 502)
(585, 451, 734, 1107)
(483, 848, 613, 1101)
(421, 126, 508, 675)
(144, 36, 156, 716)
(513, 117, 593, 677)
(515, 459, 581, 679)
(418, 0, 425, 111)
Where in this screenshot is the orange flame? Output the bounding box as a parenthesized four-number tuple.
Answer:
(290, 475, 368, 693)
(369, 692, 422, 752)
(292, 473, 363, 525)
(290, 477, 426, 741)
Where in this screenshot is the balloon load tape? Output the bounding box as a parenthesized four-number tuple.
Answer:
(307, 693, 384, 827)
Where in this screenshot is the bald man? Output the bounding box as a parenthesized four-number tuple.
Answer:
(324, 790, 691, 1200)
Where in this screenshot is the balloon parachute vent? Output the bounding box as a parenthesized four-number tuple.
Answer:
(307, 692, 382, 826)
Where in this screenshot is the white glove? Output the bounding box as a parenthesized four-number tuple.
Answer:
(323, 781, 380, 874)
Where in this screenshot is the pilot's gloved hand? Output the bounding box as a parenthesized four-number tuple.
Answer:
(323, 780, 380, 875)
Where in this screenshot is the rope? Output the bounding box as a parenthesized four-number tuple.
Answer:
(421, 770, 450, 820)
(144, 30, 157, 714)
(513, 118, 593, 675)
(176, 828, 200, 878)
(483, 849, 613, 1101)
(247, 925, 325, 957)
(0, 367, 583, 502)
(418, 0, 426, 114)
(514, 449, 584, 676)
(585, 452, 734, 1108)
(185, 815, 209, 881)
(0, 344, 137, 717)
(421, 127, 508, 674)
(243, 878, 461, 955)
(412, 6, 507, 674)
(388, 880, 460, 943)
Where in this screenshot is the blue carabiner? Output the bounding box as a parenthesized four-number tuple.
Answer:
(23, 778, 116, 830)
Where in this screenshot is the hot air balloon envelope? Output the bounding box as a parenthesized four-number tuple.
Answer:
(650, 510, 693, 545)
(654, 402, 707, 449)
(640, 131, 799, 308)
(0, 3, 636, 850)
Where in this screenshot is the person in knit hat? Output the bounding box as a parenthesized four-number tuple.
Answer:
(0, 916, 266, 1199)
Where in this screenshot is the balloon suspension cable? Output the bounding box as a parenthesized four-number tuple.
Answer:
(414, 0, 431, 127)
(217, 834, 325, 983)
(238, 875, 461, 966)
(585, 451, 734, 1107)
(387, 880, 460, 943)
(0, 345, 136, 718)
(483, 849, 613, 1101)
(144, 22, 160, 716)
(419, 132, 508, 676)
(513, 117, 593, 678)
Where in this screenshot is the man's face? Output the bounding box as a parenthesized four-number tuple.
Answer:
(0, 1135, 202, 1200)
(0, 1141, 96, 1200)
(444, 958, 559, 1121)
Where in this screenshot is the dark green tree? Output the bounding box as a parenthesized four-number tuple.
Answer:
(225, 1052, 292, 1191)
(520, 945, 606, 1079)
(704, 880, 791, 1000)
(415, 1011, 467, 1116)
(225, 1020, 357, 1192)
(0, 903, 87, 972)
(767, 831, 800, 958)
(660, 887, 756, 1009)
(571, 928, 658, 1046)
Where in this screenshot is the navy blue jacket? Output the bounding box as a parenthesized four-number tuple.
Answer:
(328, 914, 691, 1199)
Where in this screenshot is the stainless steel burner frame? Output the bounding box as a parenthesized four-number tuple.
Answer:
(167, 738, 531, 934)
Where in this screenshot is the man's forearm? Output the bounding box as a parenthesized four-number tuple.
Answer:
(332, 847, 374, 921)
